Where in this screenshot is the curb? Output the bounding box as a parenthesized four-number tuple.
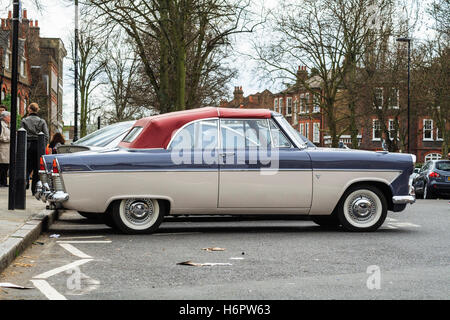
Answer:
(0, 209, 61, 274)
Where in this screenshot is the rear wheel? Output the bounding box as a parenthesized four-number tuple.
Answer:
(111, 198, 165, 234)
(337, 185, 387, 232)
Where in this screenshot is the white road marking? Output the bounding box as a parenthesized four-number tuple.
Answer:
(33, 259, 93, 279)
(386, 225, 398, 229)
(229, 257, 245, 260)
(56, 240, 112, 244)
(389, 222, 421, 228)
(30, 280, 67, 300)
(58, 236, 106, 240)
(59, 243, 92, 259)
(386, 217, 398, 222)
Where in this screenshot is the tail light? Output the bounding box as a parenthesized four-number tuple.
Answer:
(429, 171, 440, 178)
(52, 159, 60, 174)
(39, 157, 46, 172)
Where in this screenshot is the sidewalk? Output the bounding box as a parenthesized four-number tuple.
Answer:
(0, 188, 59, 274)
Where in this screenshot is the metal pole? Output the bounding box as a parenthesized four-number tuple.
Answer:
(407, 40, 411, 154)
(73, 0, 79, 142)
(8, 0, 20, 210)
(14, 128, 27, 209)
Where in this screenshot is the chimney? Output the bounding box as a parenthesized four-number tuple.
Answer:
(1, 19, 4, 29)
(8, 11, 11, 19)
(35, 20, 38, 27)
(233, 86, 244, 104)
(30, 20, 33, 27)
(23, 9, 27, 19)
(296, 65, 308, 85)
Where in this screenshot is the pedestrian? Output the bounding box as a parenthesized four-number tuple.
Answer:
(20, 102, 49, 195)
(0, 111, 11, 187)
(49, 132, 65, 154)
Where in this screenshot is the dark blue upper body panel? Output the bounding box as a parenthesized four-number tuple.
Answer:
(47, 147, 414, 196)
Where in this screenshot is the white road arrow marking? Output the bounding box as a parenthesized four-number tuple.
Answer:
(33, 259, 93, 279)
(59, 243, 92, 259)
(30, 280, 67, 300)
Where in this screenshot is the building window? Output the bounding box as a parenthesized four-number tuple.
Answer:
(436, 122, 444, 141)
(293, 100, 298, 124)
(424, 153, 441, 161)
(20, 58, 26, 77)
(274, 98, 278, 112)
(372, 119, 381, 141)
(5, 53, 10, 70)
(300, 123, 305, 136)
(388, 119, 398, 140)
(300, 94, 305, 114)
(305, 122, 310, 140)
(286, 97, 292, 116)
(423, 119, 433, 141)
(313, 122, 320, 143)
(313, 94, 320, 113)
(374, 87, 383, 109)
(389, 88, 399, 109)
(279, 98, 283, 114)
(305, 93, 310, 113)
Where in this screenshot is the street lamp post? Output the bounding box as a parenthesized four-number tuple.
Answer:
(73, 0, 79, 142)
(396, 37, 411, 154)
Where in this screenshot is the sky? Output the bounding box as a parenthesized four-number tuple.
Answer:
(0, 0, 436, 126)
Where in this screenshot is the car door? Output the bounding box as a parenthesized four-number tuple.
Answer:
(218, 118, 312, 209)
(167, 119, 219, 212)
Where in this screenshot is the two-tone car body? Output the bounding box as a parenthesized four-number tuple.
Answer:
(36, 107, 416, 234)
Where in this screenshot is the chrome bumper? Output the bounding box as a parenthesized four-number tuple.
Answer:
(47, 191, 69, 203)
(392, 186, 416, 204)
(392, 195, 416, 204)
(35, 181, 68, 203)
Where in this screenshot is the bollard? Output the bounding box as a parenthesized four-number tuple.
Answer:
(14, 128, 27, 209)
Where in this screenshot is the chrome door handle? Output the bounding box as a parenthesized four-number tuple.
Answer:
(219, 152, 235, 157)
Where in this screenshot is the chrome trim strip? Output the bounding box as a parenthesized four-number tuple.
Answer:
(313, 169, 403, 173)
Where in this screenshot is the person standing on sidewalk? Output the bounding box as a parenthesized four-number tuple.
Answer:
(21, 103, 49, 195)
(0, 111, 11, 187)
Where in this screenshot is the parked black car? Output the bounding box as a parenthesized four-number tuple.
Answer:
(413, 160, 450, 199)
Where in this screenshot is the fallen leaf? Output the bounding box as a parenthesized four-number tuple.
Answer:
(202, 247, 226, 252)
(13, 263, 34, 268)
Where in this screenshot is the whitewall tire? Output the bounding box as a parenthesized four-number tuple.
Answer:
(111, 198, 165, 234)
(337, 185, 387, 232)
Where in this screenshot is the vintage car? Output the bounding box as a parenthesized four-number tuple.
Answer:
(36, 107, 415, 234)
(57, 121, 135, 154)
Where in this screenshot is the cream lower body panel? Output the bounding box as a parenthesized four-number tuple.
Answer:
(61, 171, 219, 213)
(309, 170, 402, 215)
(219, 170, 312, 208)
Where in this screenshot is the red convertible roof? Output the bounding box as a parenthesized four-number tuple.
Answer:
(119, 107, 272, 149)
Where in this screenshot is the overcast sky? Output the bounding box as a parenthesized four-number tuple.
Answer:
(0, 0, 435, 126)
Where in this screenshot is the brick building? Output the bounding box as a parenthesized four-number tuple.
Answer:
(220, 66, 447, 162)
(0, 9, 66, 136)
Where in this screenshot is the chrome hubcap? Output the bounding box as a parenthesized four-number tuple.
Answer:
(124, 199, 154, 225)
(348, 195, 377, 222)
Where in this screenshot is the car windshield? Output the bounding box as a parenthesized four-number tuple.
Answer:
(436, 161, 450, 172)
(274, 115, 313, 147)
(73, 121, 134, 147)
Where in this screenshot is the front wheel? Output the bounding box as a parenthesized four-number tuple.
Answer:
(111, 198, 165, 234)
(337, 185, 387, 232)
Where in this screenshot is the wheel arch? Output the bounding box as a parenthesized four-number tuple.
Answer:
(105, 195, 173, 216)
(332, 180, 394, 213)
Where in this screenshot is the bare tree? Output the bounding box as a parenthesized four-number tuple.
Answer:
(83, 0, 258, 113)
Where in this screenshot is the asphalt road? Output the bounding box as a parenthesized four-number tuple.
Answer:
(1, 199, 449, 300)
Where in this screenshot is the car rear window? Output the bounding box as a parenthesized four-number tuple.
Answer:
(122, 126, 143, 143)
(436, 161, 450, 171)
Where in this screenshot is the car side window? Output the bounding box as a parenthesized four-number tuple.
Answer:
(169, 119, 218, 150)
(269, 119, 292, 148)
(220, 119, 271, 149)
